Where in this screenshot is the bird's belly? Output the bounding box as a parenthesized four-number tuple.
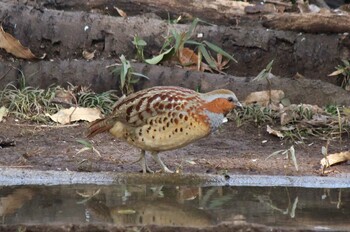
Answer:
(130, 119, 210, 151)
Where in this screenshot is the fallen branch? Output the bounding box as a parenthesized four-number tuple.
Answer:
(1, 60, 350, 106)
(263, 13, 350, 33)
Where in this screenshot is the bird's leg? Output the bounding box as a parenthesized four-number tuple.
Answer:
(131, 150, 154, 173)
(151, 152, 174, 173)
(141, 150, 155, 173)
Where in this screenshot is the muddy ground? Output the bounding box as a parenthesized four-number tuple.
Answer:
(1, 117, 349, 176)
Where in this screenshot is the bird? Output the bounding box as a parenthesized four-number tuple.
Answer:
(86, 86, 241, 173)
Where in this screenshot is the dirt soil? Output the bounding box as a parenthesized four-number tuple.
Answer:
(1, 117, 349, 176)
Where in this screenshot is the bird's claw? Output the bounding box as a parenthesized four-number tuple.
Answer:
(160, 167, 174, 173)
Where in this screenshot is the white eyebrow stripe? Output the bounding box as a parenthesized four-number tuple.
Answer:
(202, 94, 238, 102)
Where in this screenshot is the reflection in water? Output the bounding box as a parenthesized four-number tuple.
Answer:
(0, 188, 35, 218)
(0, 185, 349, 230)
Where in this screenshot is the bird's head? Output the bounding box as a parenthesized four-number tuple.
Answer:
(201, 89, 242, 115)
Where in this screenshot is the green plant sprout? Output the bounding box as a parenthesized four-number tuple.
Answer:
(132, 35, 147, 61)
(145, 18, 237, 71)
(111, 55, 149, 95)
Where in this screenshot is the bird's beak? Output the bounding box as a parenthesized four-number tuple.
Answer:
(235, 101, 243, 109)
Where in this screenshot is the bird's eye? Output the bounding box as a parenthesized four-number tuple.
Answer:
(227, 97, 234, 102)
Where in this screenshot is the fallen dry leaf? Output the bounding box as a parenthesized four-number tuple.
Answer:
(320, 151, 350, 168)
(114, 6, 127, 18)
(0, 26, 37, 59)
(47, 107, 102, 124)
(82, 50, 96, 60)
(52, 88, 75, 106)
(328, 69, 344, 77)
(215, 54, 230, 71)
(0, 106, 8, 122)
(266, 125, 284, 138)
(244, 90, 285, 106)
(178, 47, 212, 72)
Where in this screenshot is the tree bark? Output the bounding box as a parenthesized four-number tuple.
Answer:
(11, 0, 252, 25)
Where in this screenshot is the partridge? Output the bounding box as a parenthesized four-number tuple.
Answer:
(87, 86, 241, 173)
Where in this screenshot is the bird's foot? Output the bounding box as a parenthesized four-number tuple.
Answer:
(143, 164, 154, 174)
(151, 152, 174, 174)
(131, 150, 154, 174)
(160, 166, 174, 174)
(141, 154, 154, 174)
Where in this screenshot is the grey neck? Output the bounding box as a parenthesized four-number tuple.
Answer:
(204, 110, 225, 131)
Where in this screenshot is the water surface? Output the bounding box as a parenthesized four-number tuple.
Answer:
(1, 184, 349, 230)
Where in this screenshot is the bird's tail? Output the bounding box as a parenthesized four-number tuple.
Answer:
(86, 117, 115, 138)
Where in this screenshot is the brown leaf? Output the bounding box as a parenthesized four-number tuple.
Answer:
(47, 107, 102, 124)
(178, 47, 212, 72)
(244, 90, 285, 106)
(321, 151, 350, 168)
(113, 6, 127, 18)
(266, 125, 284, 138)
(328, 69, 344, 76)
(52, 88, 75, 106)
(0, 26, 37, 59)
(215, 54, 230, 71)
(82, 50, 96, 60)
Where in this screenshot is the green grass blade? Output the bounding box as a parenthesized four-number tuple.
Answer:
(203, 41, 237, 63)
(132, 36, 147, 47)
(266, 150, 284, 160)
(76, 139, 93, 149)
(184, 18, 199, 41)
(199, 45, 216, 69)
(173, 30, 184, 51)
(266, 59, 274, 70)
(185, 40, 202, 46)
(145, 47, 174, 64)
(132, 72, 149, 79)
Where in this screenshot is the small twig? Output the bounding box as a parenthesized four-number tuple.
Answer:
(0, 165, 33, 168)
(337, 107, 342, 142)
(105, 63, 121, 68)
(0, 68, 12, 81)
(265, 0, 292, 7)
(50, 99, 76, 107)
(67, 88, 79, 123)
(10, 123, 80, 128)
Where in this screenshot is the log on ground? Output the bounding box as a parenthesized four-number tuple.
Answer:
(0, 60, 349, 106)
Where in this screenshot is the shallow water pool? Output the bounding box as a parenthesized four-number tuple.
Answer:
(1, 184, 349, 230)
